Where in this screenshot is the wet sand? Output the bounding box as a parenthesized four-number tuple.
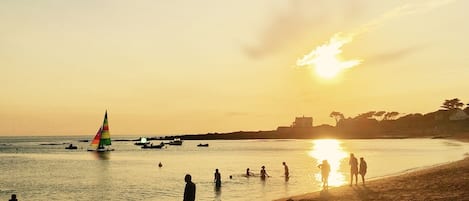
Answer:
(275, 157, 469, 201)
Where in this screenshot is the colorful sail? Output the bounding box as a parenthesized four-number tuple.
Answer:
(99, 111, 112, 146)
(89, 126, 103, 149)
(88, 111, 113, 152)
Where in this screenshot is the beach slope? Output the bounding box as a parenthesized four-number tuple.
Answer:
(275, 157, 469, 201)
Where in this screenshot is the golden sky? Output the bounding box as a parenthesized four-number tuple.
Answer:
(1, 0, 468, 136)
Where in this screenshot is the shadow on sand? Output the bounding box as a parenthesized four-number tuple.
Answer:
(351, 185, 378, 200)
(286, 185, 378, 201)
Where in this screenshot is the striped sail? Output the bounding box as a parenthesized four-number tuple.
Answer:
(99, 111, 112, 146)
(89, 126, 103, 149)
(88, 111, 112, 151)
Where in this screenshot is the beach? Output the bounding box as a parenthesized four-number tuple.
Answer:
(275, 156, 469, 201)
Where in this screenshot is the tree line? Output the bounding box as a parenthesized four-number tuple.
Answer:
(327, 98, 469, 138)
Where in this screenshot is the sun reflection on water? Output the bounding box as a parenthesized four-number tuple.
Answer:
(309, 139, 347, 186)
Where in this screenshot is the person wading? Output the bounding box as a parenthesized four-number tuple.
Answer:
(183, 174, 196, 201)
(214, 169, 221, 188)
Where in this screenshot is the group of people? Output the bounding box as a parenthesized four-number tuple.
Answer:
(246, 162, 290, 179)
(317, 153, 368, 189)
(184, 157, 366, 201)
(349, 153, 367, 186)
(184, 162, 290, 201)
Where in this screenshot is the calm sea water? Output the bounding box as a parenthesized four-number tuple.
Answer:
(0, 136, 468, 201)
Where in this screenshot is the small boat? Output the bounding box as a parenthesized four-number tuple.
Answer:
(197, 143, 209, 147)
(87, 111, 115, 152)
(141, 142, 165, 149)
(168, 138, 183, 145)
(134, 137, 150, 146)
(65, 144, 78, 149)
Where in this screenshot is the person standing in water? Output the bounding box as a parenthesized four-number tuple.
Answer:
(317, 160, 331, 188)
(260, 166, 269, 179)
(246, 168, 253, 177)
(282, 162, 289, 178)
(214, 169, 221, 188)
(183, 174, 196, 201)
(359, 157, 367, 185)
(349, 153, 359, 186)
(9, 194, 18, 201)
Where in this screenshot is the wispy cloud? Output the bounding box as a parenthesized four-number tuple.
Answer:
(243, 0, 364, 59)
(242, 1, 317, 59)
(297, 0, 457, 75)
(365, 45, 425, 65)
(353, 0, 458, 36)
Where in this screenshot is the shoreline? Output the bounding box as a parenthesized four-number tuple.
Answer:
(274, 156, 469, 201)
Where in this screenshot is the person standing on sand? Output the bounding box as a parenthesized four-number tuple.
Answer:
(349, 153, 359, 186)
(317, 160, 331, 188)
(184, 174, 196, 201)
(359, 157, 367, 185)
(214, 169, 221, 188)
(282, 162, 289, 178)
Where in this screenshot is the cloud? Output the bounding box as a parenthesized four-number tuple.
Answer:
(353, 0, 458, 36)
(243, 0, 363, 59)
(242, 1, 317, 59)
(365, 45, 424, 65)
(297, 0, 457, 76)
(244, 0, 455, 61)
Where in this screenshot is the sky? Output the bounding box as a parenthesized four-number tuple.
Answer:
(1, 0, 469, 136)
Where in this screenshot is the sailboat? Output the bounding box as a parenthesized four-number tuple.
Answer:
(87, 111, 115, 152)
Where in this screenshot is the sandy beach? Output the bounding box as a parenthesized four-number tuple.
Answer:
(275, 156, 469, 201)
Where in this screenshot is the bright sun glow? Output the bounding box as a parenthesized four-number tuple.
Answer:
(309, 139, 348, 186)
(297, 33, 361, 79)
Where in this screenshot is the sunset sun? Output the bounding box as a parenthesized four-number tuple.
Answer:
(297, 33, 361, 79)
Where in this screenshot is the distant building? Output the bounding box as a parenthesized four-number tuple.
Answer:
(277, 116, 314, 134)
(292, 116, 313, 128)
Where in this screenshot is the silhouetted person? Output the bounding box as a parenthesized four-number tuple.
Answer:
(359, 157, 367, 185)
(260, 166, 269, 179)
(184, 174, 196, 201)
(349, 153, 358, 186)
(282, 162, 289, 178)
(246, 168, 253, 177)
(317, 160, 331, 188)
(158, 162, 163, 168)
(9, 194, 18, 201)
(214, 169, 221, 188)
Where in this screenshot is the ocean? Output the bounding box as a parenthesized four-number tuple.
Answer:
(1, 136, 468, 201)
